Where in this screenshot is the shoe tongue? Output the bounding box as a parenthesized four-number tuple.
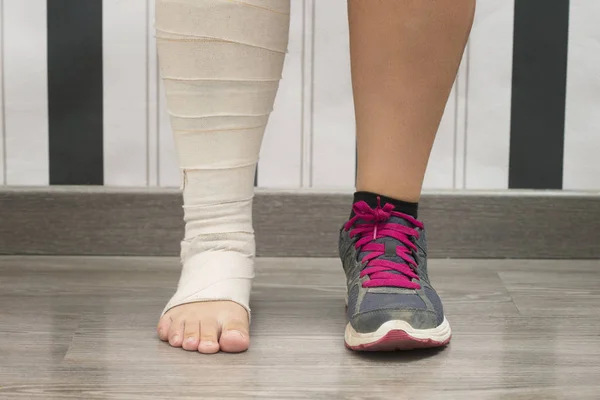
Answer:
(356, 215, 416, 268)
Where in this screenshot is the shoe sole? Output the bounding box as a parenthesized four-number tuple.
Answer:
(344, 317, 452, 351)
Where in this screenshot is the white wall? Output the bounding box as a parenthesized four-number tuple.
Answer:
(1, 0, 599, 190)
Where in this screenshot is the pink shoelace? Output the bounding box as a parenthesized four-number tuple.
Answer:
(343, 197, 424, 289)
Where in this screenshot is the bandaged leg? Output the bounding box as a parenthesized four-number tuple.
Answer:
(156, 0, 290, 319)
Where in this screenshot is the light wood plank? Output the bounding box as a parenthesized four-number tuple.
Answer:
(499, 268, 600, 317)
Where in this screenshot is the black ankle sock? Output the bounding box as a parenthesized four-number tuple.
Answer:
(351, 191, 419, 219)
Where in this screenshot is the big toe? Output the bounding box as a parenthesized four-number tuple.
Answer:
(220, 319, 250, 353)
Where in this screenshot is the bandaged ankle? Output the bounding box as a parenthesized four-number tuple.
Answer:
(156, 0, 290, 319)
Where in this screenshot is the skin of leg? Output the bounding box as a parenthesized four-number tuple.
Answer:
(349, 0, 476, 202)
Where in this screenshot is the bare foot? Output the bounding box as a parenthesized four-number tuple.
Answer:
(157, 301, 249, 354)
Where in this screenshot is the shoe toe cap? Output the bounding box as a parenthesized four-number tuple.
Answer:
(350, 308, 440, 334)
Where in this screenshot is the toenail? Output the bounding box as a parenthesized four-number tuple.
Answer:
(172, 335, 179, 342)
(158, 328, 164, 336)
(185, 337, 195, 343)
(226, 330, 244, 338)
(203, 341, 215, 346)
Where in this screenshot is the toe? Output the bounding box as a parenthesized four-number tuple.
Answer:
(198, 320, 220, 354)
(182, 319, 200, 351)
(157, 315, 171, 342)
(220, 319, 250, 353)
(168, 318, 184, 347)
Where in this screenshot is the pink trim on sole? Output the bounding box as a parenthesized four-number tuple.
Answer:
(345, 330, 451, 352)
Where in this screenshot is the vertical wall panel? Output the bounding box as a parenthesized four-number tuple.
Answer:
(0, 0, 5, 185)
(258, 0, 303, 188)
(453, 46, 470, 189)
(311, 0, 355, 189)
(300, 0, 315, 187)
(423, 81, 457, 190)
(465, 0, 514, 189)
(509, 0, 569, 189)
(425, 45, 472, 190)
(48, 0, 104, 185)
(147, 0, 159, 187)
(103, 0, 148, 186)
(563, 0, 600, 190)
(3, 0, 49, 185)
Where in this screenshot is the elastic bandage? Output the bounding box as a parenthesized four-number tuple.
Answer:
(156, 0, 290, 318)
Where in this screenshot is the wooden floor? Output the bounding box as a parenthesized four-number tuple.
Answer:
(1, 257, 599, 399)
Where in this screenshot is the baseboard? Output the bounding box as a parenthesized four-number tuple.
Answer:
(1, 187, 599, 259)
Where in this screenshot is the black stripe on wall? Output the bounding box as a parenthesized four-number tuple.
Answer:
(48, 0, 104, 185)
(509, 0, 570, 189)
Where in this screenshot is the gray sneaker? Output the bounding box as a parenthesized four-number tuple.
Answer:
(339, 197, 451, 351)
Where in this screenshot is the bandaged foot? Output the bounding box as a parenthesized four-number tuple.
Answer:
(155, 0, 290, 353)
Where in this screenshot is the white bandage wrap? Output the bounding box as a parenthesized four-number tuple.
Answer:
(156, 0, 290, 319)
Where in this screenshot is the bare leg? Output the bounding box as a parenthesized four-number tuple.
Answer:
(339, 0, 476, 352)
(349, 0, 475, 202)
